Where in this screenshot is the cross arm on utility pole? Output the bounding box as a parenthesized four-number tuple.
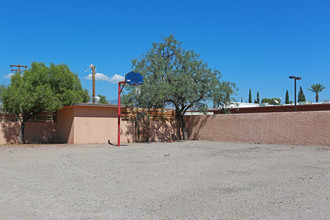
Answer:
(10, 64, 28, 74)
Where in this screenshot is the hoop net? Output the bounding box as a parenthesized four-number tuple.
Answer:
(135, 85, 141, 95)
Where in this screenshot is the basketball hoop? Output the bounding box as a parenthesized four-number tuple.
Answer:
(125, 71, 143, 96)
(117, 71, 144, 147)
(135, 85, 141, 95)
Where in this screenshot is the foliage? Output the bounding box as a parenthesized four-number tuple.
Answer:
(254, 91, 260, 103)
(98, 94, 108, 104)
(257, 91, 260, 103)
(261, 98, 281, 105)
(81, 89, 91, 103)
(285, 90, 290, 104)
(123, 35, 236, 140)
(0, 62, 90, 143)
(308, 83, 325, 103)
(248, 89, 252, 103)
(213, 81, 236, 110)
(298, 86, 306, 102)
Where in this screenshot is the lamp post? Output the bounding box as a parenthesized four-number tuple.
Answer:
(289, 76, 302, 111)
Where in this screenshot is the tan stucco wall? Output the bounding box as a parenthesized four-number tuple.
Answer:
(149, 120, 180, 142)
(25, 122, 56, 143)
(72, 117, 135, 144)
(56, 106, 75, 144)
(0, 122, 19, 144)
(0, 122, 56, 144)
(185, 111, 330, 146)
(0, 106, 177, 145)
(0, 105, 131, 145)
(68, 105, 134, 144)
(1, 107, 329, 146)
(70, 106, 180, 144)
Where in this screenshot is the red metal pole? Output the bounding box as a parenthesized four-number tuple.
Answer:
(118, 81, 126, 147)
(118, 82, 120, 147)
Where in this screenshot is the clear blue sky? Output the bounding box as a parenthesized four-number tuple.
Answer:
(1, 0, 329, 103)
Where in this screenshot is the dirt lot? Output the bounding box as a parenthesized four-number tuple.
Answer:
(0, 141, 329, 219)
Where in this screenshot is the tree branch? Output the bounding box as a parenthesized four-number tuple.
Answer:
(183, 98, 203, 115)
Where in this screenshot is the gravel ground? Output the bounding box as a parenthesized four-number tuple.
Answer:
(0, 141, 329, 220)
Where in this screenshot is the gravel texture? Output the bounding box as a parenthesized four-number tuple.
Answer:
(0, 141, 329, 219)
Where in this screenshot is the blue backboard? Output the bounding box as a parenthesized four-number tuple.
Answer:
(125, 71, 143, 85)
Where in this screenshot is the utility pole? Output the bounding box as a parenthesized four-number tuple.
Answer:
(10, 64, 28, 74)
(89, 64, 96, 103)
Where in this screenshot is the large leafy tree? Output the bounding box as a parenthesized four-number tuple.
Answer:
(0, 62, 90, 143)
(308, 83, 325, 103)
(123, 35, 236, 140)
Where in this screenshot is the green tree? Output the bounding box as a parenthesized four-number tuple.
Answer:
(0, 62, 90, 143)
(257, 91, 260, 103)
(249, 89, 252, 103)
(98, 94, 108, 104)
(254, 91, 260, 103)
(285, 90, 290, 104)
(308, 83, 325, 103)
(261, 98, 281, 105)
(123, 35, 236, 140)
(298, 86, 306, 102)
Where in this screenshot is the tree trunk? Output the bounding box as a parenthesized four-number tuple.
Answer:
(316, 93, 319, 103)
(19, 118, 27, 144)
(179, 114, 188, 140)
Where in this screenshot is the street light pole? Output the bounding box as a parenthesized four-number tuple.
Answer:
(289, 76, 302, 111)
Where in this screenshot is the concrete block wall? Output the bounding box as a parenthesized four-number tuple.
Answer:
(185, 111, 330, 146)
(0, 121, 56, 144)
(1, 107, 329, 146)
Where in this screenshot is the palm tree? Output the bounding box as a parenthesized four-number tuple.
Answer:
(308, 83, 326, 103)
